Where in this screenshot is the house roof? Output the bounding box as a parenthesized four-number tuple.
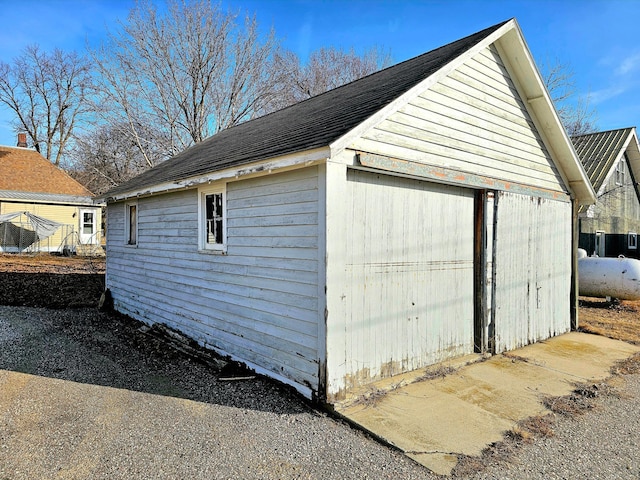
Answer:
(0, 145, 94, 202)
(103, 18, 595, 205)
(572, 127, 640, 194)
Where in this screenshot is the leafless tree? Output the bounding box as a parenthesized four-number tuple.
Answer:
(68, 122, 163, 195)
(91, 0, 286, 166)
(0, 45, 93, 165)
(266, 46, 392, 112)
(541, 58, 598, 136)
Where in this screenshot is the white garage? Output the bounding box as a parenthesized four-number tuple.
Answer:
(102, 19, 595, 402)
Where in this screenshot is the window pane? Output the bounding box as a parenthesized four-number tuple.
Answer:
(83, 212, 94, 234)
(205, 193, 223, 245)
(129, 205, 137, 244)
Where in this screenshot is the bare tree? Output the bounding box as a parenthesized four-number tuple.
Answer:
(68, 122, 163, 195)
(541, 58, 598, 136)
(0, 45, 93, 165)
(266, 46, 392, 112)
(91, 0, 286, 165)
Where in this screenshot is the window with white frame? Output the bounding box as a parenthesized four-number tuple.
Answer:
(199, 185, 226, 252)
(125, 202, 138, 245)
(629, 232, 637, 250)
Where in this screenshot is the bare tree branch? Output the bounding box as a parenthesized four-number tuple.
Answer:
(541, 57, 598, 136)
(0, 45, 93, 164)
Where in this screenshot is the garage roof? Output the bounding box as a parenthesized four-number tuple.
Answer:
(103, 18, 595, 205)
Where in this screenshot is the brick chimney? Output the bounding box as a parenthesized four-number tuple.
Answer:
(17, 133, 28, 148)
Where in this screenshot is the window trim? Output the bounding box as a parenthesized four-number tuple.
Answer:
(198, 184, 227, 253)
(124, 201, 138, 246)
(629, 232, 637, 250)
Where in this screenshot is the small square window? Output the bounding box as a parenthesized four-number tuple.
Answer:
(125, 202, 138, 245)
(199, 185, 226, 252)
(629, 232, 637, 250)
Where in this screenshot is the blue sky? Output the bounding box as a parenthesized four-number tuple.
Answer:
(0, 0, 639, 148)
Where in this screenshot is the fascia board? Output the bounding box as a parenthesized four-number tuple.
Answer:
(494, 22, 596, 205)
(101, 147, 331, 203)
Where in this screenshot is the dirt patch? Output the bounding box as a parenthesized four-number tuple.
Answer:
(0, 253, 105, 308)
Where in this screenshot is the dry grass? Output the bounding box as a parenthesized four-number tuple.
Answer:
(515, 414, 555, 440)
(414, 364, 458, 382)
(453, 381, 621, 476)
(502, 353, 531, 363)
(452, 431, 522, 476)
(579, 297, 640, 345)
(353, 386, 390, 408)
(543, 382, 617, 417)
(611, 352, 640, 375)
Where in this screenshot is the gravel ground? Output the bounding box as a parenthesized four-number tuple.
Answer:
(2, 305, 640, 479)
(0, 306, 432, 479)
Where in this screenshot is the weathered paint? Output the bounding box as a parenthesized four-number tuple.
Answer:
(357, 153, 569, 202)
(106, 167, 321, 397)
(325, 165, 475, 401)
(492, 191, 572, 353)
(349, 45, 568, 197)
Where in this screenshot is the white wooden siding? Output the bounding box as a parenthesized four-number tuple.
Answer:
(492, 191, 572, 352)
(349, 45, 566, 194)
(326, 167, 475, 399)
(106, 167, 320, 395)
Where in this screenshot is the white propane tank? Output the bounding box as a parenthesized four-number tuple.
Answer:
(578, 256, 640, 300)
(577, 248, 588, 259)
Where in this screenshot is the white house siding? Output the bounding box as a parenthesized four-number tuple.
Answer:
(106, 167, 320, 396)
(492, 191, 572, 352)
(326, 166, 475, 400)
(349, 45, 566, 194)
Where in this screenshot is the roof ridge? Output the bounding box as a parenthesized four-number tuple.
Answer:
(182, 19, 513, 139)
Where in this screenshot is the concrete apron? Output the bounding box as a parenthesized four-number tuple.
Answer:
(335, 332, 640, 476)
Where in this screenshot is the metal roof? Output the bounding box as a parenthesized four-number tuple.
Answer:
(0, 189, 97, 206)
(572, 127, 636, 192)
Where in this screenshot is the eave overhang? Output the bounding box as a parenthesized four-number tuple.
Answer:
(99, 147, 331, 203)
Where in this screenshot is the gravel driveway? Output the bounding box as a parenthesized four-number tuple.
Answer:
(1, 305, 640, 479)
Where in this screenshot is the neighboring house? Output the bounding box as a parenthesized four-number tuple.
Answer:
(101, 19, 595, 403)
(0, 134, 102, 254)
(573, 127, 640, 258)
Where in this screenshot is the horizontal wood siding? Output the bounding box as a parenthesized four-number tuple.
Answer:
(328, 169, 475, 398)
(106, 167, 320, 394)
(493, 191, 572, 352)
(350, 45, 566, 193)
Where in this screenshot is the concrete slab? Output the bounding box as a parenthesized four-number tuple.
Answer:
(336, 332, 640, 476)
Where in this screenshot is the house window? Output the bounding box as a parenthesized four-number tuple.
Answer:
(199, 185, 226, 252)
(82, 212, 94, 235)
(615, 158, 625, 185)
(629, 232, 637, 250)
(125, 202, 138, 245)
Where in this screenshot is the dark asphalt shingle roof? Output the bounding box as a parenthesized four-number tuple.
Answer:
(105, 20, 509, 199)
(572, 128, 635, 193)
